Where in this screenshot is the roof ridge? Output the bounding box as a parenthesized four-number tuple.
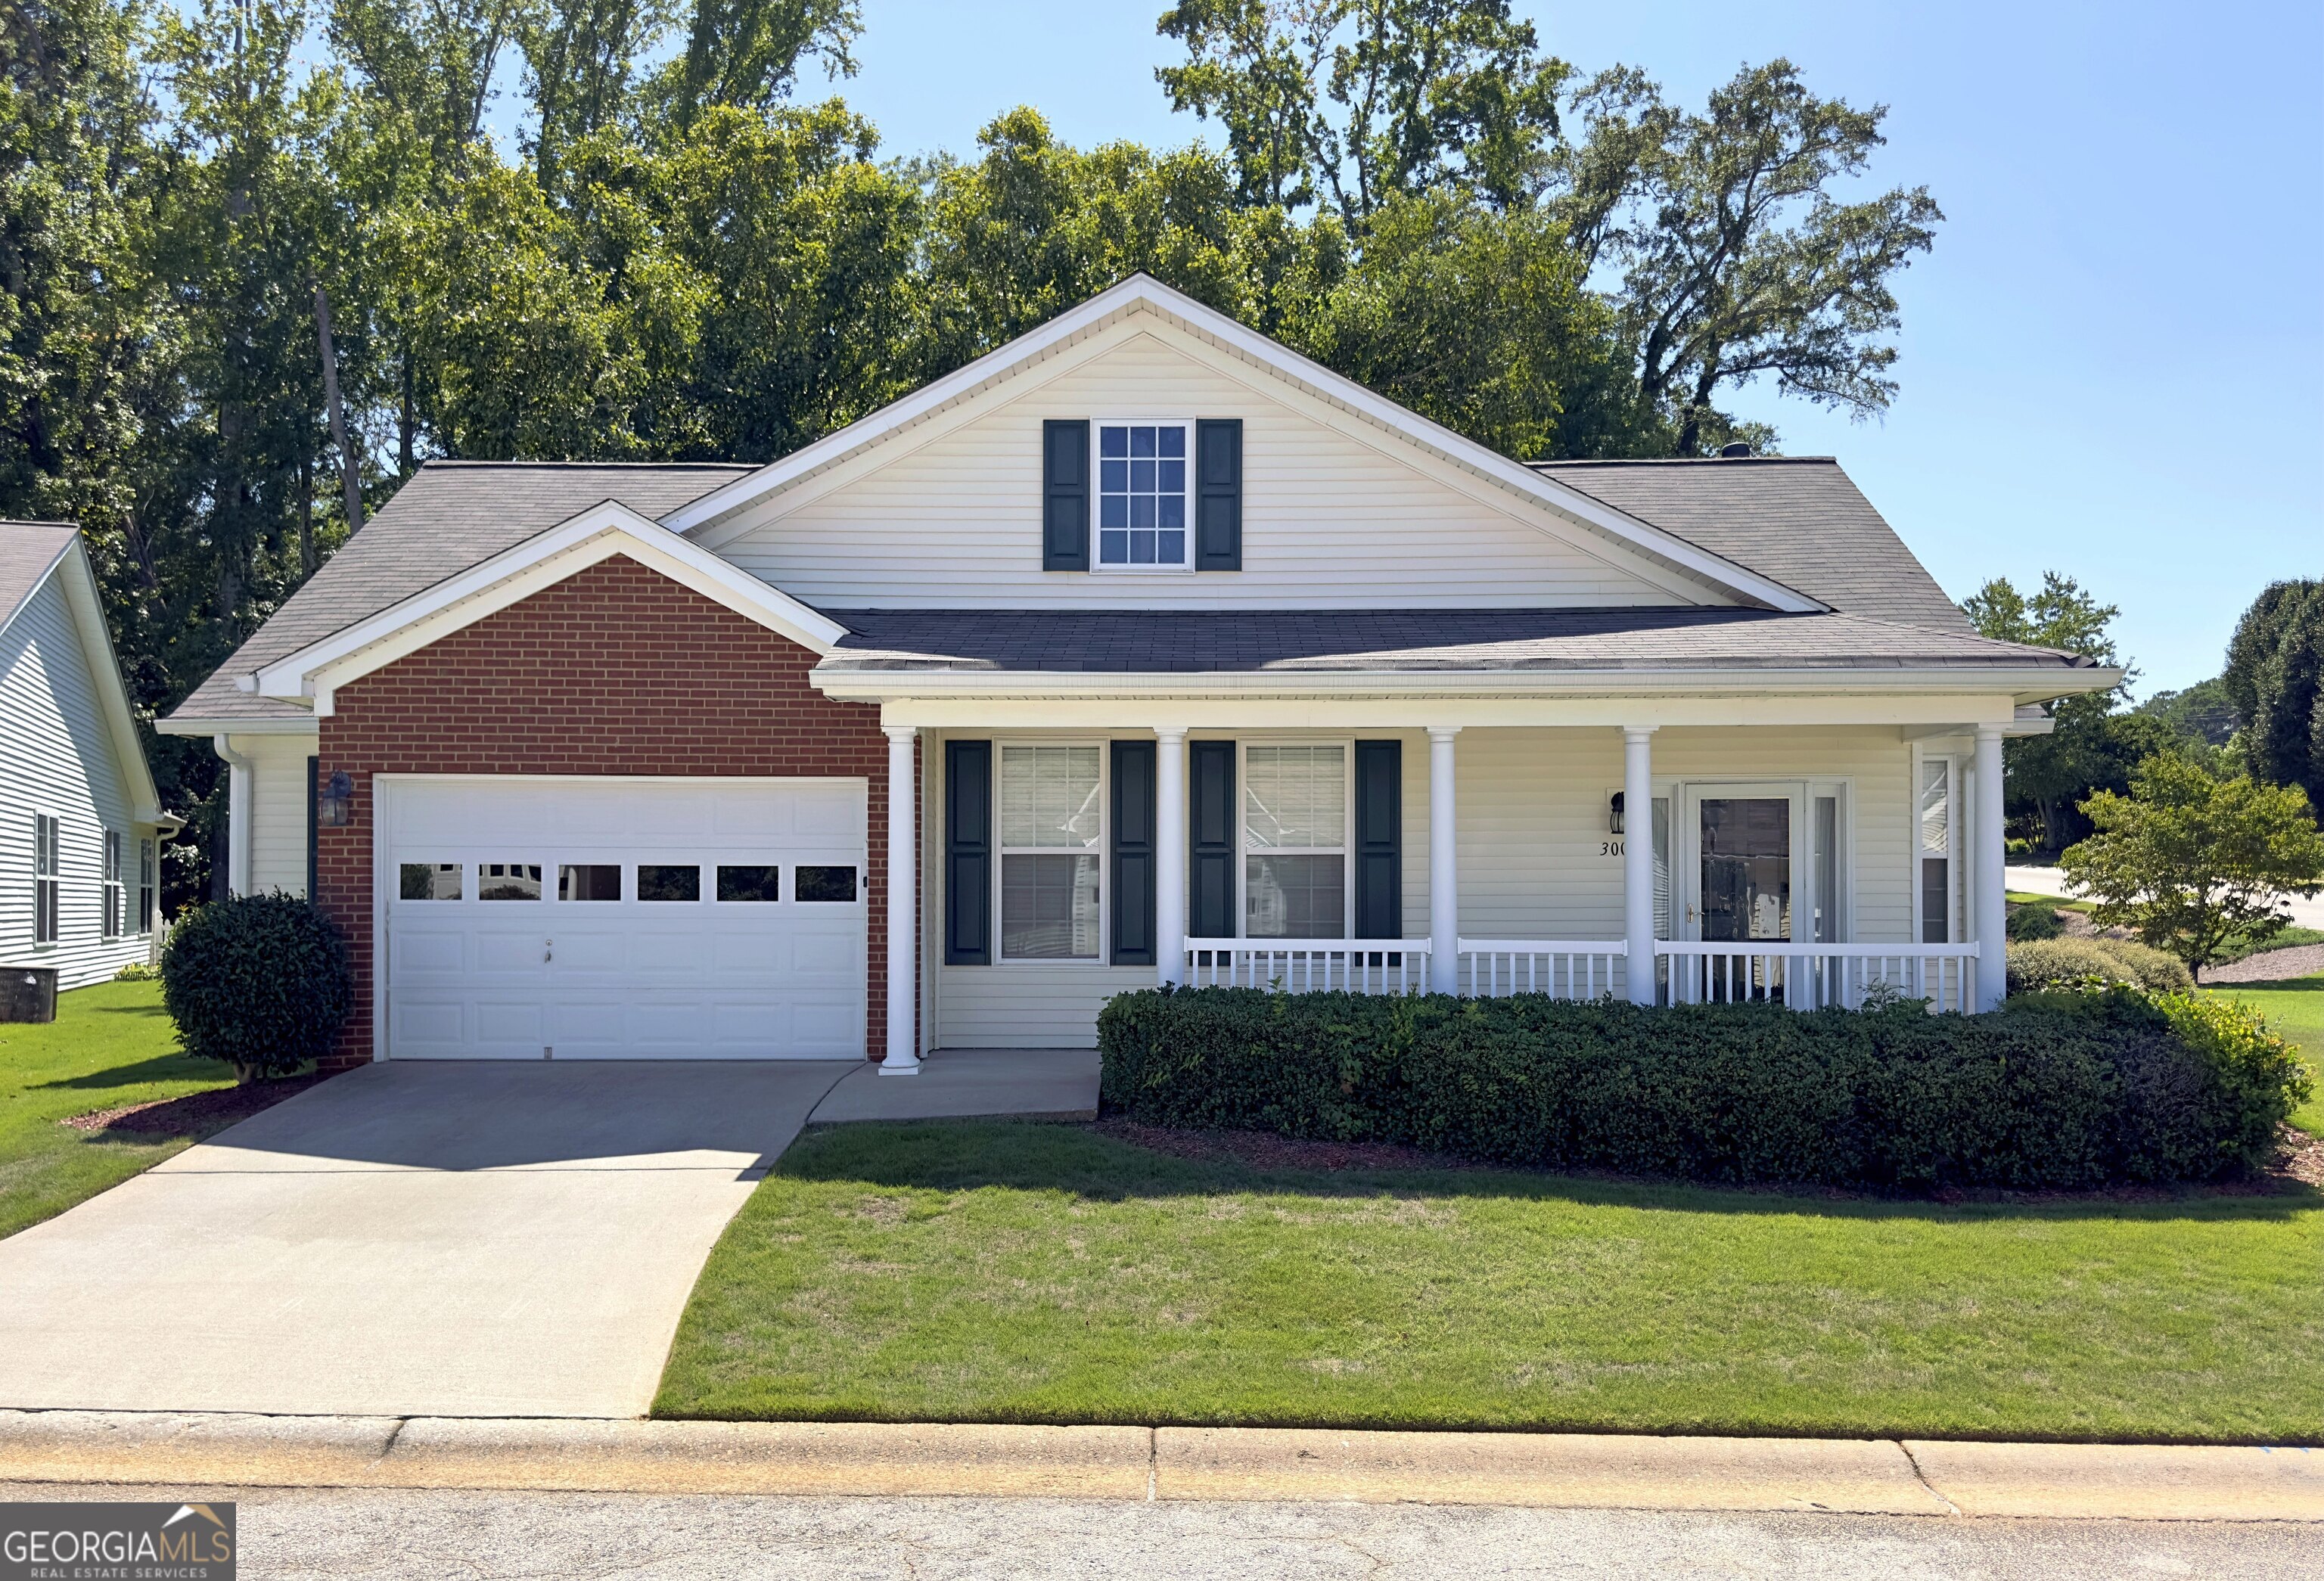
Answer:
(1527, 457, 1838, 467)
(415, 459, 757, 471)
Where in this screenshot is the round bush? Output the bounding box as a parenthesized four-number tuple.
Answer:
(2088, 937, 2194, 992)
(161, 894, 351, 1081)
(2006, 903, 2064, 941)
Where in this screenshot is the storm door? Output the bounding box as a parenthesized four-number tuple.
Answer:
(1679, 784, 1808, 1002)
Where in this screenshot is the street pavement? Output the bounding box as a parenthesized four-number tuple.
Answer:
(8, 1484, 2314, 1579)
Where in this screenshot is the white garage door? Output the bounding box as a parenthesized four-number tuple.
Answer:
(383, 778, 867, 1059)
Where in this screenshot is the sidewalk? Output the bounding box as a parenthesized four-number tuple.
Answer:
(1, 1411, 2316, 1521)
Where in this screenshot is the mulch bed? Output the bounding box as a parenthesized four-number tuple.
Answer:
(1088, 1117, 2324, 1203)
(2201, 943, 2324, 986)
(61, 1072, 332, 1141)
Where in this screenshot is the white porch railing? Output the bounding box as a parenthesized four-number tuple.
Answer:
(1657, 941, 1982, 1014)
(1183, 940, 1431, 993)
(1457, 940, 1627, 999)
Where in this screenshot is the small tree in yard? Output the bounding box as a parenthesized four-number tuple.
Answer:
(2061, 753, 2324, 973)
(161, 894, 352, 1082)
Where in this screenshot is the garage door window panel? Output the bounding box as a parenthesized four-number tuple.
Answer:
(401, 863, 462, 900)
(1000, 744, 1102, 961)
(717, 865, 780, 902)
(559, 864, 622, 901)
(480, 863, 542, 900)
(796, 865, 857, 902)
(639, 865, 701, 902)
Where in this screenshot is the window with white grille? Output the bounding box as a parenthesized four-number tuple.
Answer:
(102, 829, 123, 939)
(33, 814, 58, 946)
(1243, 744, 1348, 939)
(999, 744, 1103, 959)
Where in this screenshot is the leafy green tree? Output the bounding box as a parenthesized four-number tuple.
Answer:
(2222, 580, 2324, 814)
(1157, 0, 1567, 223)
(651, 0, 859, 131)
(2061, 753, 2324, 972)
(2134, 678, 2239, 750)
(1551, 61, 1941, 455)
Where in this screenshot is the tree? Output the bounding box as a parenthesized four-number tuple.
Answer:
(2134, 678, 2239, 750)
(2061, 753, 2324, 973)
(2222, 580, 2324, 814)
(1962, 570, 2156, 853)
(1550, 61, 1942, 455)
(651, 0, 860, 132)
(1157, 0, 1567, 223)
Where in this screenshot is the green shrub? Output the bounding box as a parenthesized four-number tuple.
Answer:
(2006, 937, 2192, 995)
(160, 894, 350, 1082)
(2006, 903, 2065, 941)
(1097, 986, 2301, 1190)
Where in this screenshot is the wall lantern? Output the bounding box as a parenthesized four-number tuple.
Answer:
(317, 770, 355, 828)
(1608, 791, 1625, 837)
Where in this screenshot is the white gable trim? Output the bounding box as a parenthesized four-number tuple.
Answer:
(250, 502, 847, 712)
(661, 274, 1823, 615)
(5, 536, 169, 824)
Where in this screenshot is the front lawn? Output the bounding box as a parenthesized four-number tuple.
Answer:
(657, 1120, 2322, 1444)
(0, 980, 236, 1238)
(2204, 973, 2324, 1135)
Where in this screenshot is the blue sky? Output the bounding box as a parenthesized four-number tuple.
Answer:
(496, 2, 2324, 695)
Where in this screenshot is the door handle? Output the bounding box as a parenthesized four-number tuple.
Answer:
(544, 939, 554, 964)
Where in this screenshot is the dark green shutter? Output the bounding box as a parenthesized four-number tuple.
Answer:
(1195, 418, 1241, 571)
(1188, 740, 1236, 938)
(945, 741, 992, 964)
(1042, 420, 1089, 570)
(306, 755, 320, 902)
(1110, 740, 1157, 966)
(1353, 741, 1402, 940)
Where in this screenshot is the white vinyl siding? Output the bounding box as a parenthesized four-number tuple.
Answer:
(0, 573, 154, 986)
(927, 725, 1927, 1048)
(711, 328, 1718, 610)
(245, 735, 318, 896)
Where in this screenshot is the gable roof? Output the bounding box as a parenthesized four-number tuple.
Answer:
(164, 462, 753, 728)
(0, 522, 166, 822)
(660, 273, 1825, 616)
(1530, 458, 1971, 632)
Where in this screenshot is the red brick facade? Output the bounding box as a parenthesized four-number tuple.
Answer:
(312, 554, 895, 1068)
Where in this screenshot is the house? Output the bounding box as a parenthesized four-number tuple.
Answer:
(2, 523, 173, 989)
(158, 275, 2116, 1071)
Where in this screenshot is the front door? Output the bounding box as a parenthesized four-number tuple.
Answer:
(1680, 784, 1806, 1002)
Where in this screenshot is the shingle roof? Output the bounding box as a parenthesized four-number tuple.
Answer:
(0, 521, 78, 633)
(1528, 458, 1971, 632)
(821, 607, 2091, 675)
(169, 462, 756, 723)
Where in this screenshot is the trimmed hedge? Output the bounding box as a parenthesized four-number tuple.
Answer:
(161, 893, 351, 1081)
(2006, 936, 2192, 995)
(1097, 986, 2307, 1190)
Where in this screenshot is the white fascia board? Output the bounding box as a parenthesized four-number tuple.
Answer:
(661, 275, 1822, 614)
(50, 537, 166, 819)
(877, 694, 2033, 733)
(154, 713, 319, 738)
(812, 663, 2121, 707)
(252, 501, 848, 704)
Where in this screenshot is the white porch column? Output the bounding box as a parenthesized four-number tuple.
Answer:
(1428, 726, 1460, 993)
(1154, 726, 1188, 986)
(1974, 724, 2008, 1011)
(1623, 727, 1657, 1005)
(213, 735, 253, 898)
(881, 725, 921, 1074)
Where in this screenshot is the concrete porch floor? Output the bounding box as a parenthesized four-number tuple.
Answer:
(808, 1048, 1101, 1125)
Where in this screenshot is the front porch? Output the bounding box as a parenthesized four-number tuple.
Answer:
(868, 710, 2022, 1067)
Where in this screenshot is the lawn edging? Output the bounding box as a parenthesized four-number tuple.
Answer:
(1, 1409, 2316, 1520)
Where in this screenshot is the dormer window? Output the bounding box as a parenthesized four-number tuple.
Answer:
(1097, 423, 1188, 569)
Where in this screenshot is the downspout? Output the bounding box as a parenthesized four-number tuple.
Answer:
(213, 734, 253, 898)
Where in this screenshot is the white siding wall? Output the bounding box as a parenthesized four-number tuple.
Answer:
(0, 576, 154, 988)
(925, 724, 1919, 1048)
(242, 735, 315, 897)
(716, 329, 1703, 610)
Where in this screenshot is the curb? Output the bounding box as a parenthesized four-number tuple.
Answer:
(0, 1412, 2317, 1520)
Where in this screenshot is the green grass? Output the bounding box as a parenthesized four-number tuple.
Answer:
(2204, 973, 2324, 1136)
(656, 1120, 2323, 1444)
(2007, 889, 2093, 914)
(0, 980, 234, 1239)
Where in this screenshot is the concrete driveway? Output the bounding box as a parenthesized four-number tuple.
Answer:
(0, 1061, 852, 1418)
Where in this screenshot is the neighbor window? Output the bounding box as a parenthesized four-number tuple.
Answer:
(716, 865, 780, 902)
(638, 864, 701, 902)
(1096, 423, 1188, 568)
(138, 838, 156, 933)
(478, 862, 542, 901)
(33, 813, 58, 945)
(1919, 756, 1953, 943)
(558, 864, 621, 901)
(101, 830, 123, 939)
(399, 863, 461, 900)
(795, 865, 857, 902)
(999, 744, 1102, 958)
(1244, 745, 1347, 939)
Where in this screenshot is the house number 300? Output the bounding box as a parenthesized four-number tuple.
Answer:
(1601, 840, 1624, 856)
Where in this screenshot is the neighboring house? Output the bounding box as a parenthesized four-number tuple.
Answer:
(159, 275, 2116, 1070)
(1, 523, 172, 988)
